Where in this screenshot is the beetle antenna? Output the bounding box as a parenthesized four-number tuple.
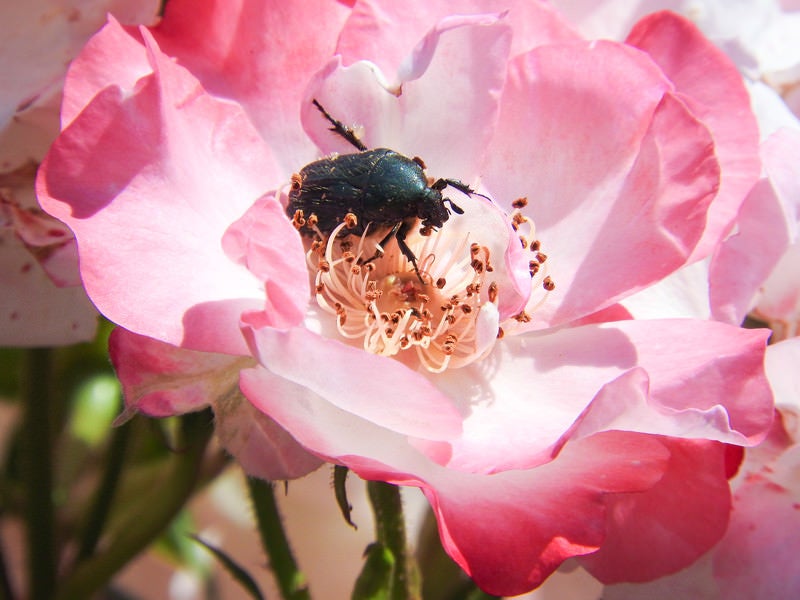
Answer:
(312, 99, 368, 152)
(432, 178, 493, 203)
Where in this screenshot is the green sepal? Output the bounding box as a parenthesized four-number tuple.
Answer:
(352, 542, 395, 600)
(333, 465, 357, 529)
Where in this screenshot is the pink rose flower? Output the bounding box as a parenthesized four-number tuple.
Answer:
(36, 1, 774, 594)
(0, 0, 160, 345)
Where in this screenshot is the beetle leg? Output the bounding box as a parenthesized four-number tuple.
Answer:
(358, 221, 425, 284)
(312, 99, 368, 152)
(394, 221, 425, 284)
(359, 222, 402, 265)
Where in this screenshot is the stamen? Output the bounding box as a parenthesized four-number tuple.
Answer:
(299, 199, 556, 371)
(511, 197, 528, 208)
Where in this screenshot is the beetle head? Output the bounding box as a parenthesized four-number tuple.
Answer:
(419, 188, 465, 230)
(417, 187, 448, 229)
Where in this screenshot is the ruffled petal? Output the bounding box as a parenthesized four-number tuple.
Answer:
(242, 324, 462, 443)
(239, 361, 670, 596)
(155, 0, 351, 172)
(304, 14, 511, 181)
(482, 41, 719, 327)
(336, 0, 579, 79)
(579, 439, 731, 583)
(440, 319, 770, 473)
(38, 30, 292, 355)
(626, 11, 761, 260)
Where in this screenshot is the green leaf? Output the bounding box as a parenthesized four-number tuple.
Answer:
(189, 534, 265, 600)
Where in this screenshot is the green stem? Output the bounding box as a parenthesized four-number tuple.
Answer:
(246, 477, 310, 600)
(367, 481, 417, 600)
(75, 420, 133, 561)
(55, 411, 215, 600)
(22, 347, 56, 600)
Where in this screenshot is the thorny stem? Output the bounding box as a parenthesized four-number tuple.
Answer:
(246, 477, 311, 600)
(367, 480, 419, 600)
(22, 347, 57, 600)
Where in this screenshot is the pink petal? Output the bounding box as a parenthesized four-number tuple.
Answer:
(222, 195, 310, 330)
(239, 362, 670, 596)
(38, 30, 296, 355)
(425, 433, 670, 596)
(242, 324, 462, 443)
(579, 439, 732, 583)
(441, 319, 770, 473)
(335, 0, 579, 80)
(482, 41, 719, 327)
(304, 14, 511, 180)
(155, 0, 351, 172)
(239, 362, 440, 469)
(60, 16, 154, 128)
(626, 11, 761, 260)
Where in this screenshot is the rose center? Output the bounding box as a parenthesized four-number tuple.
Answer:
(297, 198, 554, 372)
(301, 218, 501, 372)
